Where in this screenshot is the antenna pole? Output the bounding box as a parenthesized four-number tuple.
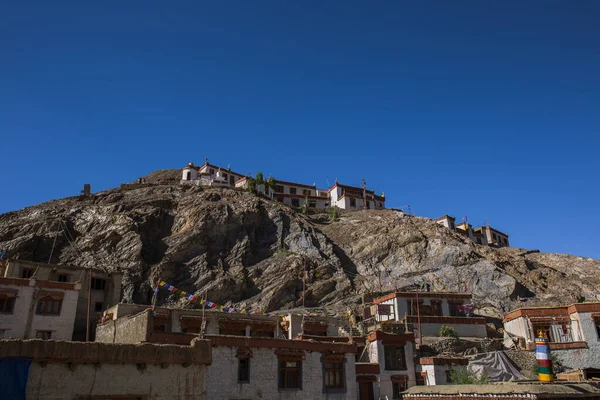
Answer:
(86, 264, 92, 341)
(362, 178, 367, 210)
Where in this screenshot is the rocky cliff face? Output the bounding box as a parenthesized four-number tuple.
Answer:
(1, 170, 598, 319)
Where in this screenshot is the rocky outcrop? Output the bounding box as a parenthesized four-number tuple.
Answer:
(1, 175, 598, 319)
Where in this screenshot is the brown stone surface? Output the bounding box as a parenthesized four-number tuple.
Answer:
(0, 339, 212, 365)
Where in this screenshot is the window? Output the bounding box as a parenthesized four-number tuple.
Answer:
(290, 187, 297, 195)
(594, 317, 600, 339)
(57, 274, 69, 282)
(230, 175, 235, 185)
(392, 380, 408, 399)
(182, 326, 200, 334)
(209, 168, 215, 174)
(302, 189, 312, 196)
(95, 302, 103, 312)
(36, 330, 52, 340)
(278, 359, 301, 389)
(308, 201, 316, 208)
(0, 330, 6, 339)
(36, 297, 62, 315)
(91, 278, 107, 291)
(430, 300, 442, 316)
(275, 185, 284, 193)
(21, 268, 34, 278)
(384, 346, 407, 370)
(276, 196, 284, 203)
(408, 300, 424, 316)
(449, 302, 464, 316)
(291, 199, 300, 207)
(324, 360, 344, 389)
(350, 198, 356, 207)
(238, 358, 250, 383)
(0, 296, 15, 314)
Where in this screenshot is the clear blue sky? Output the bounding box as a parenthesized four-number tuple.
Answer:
(1, 1, 599, 259)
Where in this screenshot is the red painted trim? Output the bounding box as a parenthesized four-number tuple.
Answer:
(405, 315, 486, 325)
(373, 292, 472, 305)
(549, 342, 588, 350)
(504, 303, 600, 322)
(420, 357, 468, 366)
(205, 335, 357, 353)
(356, 363, 380, 374)
(0, 277, 30, 286)
(367, 330, 414, 344)
(36, 281, 77, 290)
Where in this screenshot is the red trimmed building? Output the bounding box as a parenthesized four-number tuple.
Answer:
(503, 302, 600, 370)
(181, 161, 246, 187)
(0, 276, 81, 340)
(329, 182, 385, 210)
(434, 215, 510, 247)
(356, 330, 417, 399)
(365, 291, 487, 338)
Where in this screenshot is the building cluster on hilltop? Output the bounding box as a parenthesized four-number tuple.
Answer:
(180, 159, 386, 211)
(434, 214, 510, 247)
(3, 255, 600, 398)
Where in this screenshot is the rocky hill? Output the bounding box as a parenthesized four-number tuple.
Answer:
(1, 171, 598, 321)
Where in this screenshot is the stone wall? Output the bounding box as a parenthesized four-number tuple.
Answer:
(206, 344, 356, 400)
(0, 339, 211, 400)
(96, 308, 151, 344)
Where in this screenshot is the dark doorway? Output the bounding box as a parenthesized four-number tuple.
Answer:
(358, 381, 374, 400)
(185, 171, 191, 180)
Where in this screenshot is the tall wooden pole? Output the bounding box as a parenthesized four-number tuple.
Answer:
(201, 290, 206, 338)
(362, 178, 367, 210)
(416, 289, 422, 356)
(86, 265, 92, 341)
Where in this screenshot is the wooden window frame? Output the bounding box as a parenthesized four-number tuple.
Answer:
(36, 330, 52, 340)
(384, 345, 407, 371)
(238, 357, 250, 383)
(91, 278, 107, 291)
(21, 268, 34, 279)
(0, 295, 16, 314)
(36, 296, 62, 315)
(323, 356, 345, 392)
(278, 358, 302, 390)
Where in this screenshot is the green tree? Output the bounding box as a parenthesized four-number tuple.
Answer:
(328, 206, 340, 222)
(255, 171, 264, 184)
(440, 325, 457, 338)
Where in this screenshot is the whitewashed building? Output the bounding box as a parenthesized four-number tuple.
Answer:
(434, 215, 510, 247)
(328, 183, 385, 210)
(366, 291, 487, 338)
(181, 161, 246, 187)
(355, 331, 417, 400)
(0, 276, 81, 340)
(236, 177, 330, 209)
(3, 259, 121, 340)
(96, 305, 359, 400)
(504, 302, 600, 370)
(206, 335, 357, 400)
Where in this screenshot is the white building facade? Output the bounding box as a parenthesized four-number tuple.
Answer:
(366, 292, 487, 338)
(0, 276, 81, 340)
(206, 335, 357, 400)
(504, 303, 600, 370)
(355, 331, 416, 400)
(181, 161, 246, 187)
(329, 183, 385, 210)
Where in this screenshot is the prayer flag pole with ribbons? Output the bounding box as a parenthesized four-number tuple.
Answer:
(156, 280, 347, 318)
